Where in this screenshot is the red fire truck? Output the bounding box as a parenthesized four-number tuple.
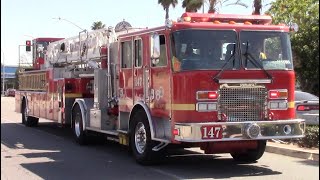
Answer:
(15, 13, 305, 165)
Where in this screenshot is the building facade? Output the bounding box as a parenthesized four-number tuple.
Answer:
(1, 65, 18, 91)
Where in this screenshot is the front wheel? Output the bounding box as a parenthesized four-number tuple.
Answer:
(130, 110, 159, 165)
(230, 140, 266, 163)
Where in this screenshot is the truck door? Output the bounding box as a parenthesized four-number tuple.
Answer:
(118, 37, 133, 130)
(133, 37, 145, 104)
(149, 33, 171, 119)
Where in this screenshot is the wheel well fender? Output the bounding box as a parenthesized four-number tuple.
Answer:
(129, 101, 155, 139)
(71, 99, 87, 130)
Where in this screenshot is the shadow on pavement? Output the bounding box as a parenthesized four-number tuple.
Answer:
(296, 159, 319, 167)
(1, 122, 282, 179)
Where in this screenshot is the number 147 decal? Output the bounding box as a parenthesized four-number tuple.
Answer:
(201, 125, 223, 139)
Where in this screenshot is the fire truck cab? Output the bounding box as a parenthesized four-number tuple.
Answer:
(16, 13, 305, 165)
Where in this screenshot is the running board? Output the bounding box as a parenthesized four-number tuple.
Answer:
(152, 142, 169, 152)
(86, 127, 118, 136)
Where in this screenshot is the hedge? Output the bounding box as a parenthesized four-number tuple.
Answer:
(297, 125, 319, 148)
(284, 125, 319, 148)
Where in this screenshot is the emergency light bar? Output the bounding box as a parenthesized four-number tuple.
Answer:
(180, 12, 272, 25)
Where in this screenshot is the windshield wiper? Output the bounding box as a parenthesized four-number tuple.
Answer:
(213, 44, 236, 83)
(243, 42, 273, 81)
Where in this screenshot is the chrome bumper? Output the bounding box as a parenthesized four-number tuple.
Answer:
(174, 119, 305, 142)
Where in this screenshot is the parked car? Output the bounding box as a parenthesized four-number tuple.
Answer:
(295, 91, 319, 125)
(6, 88, 16, 97)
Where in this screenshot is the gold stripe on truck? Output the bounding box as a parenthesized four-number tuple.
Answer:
(65, 93, 83, 98)
(149, 102, 195, 111)
(169, 104, 195, 111)
(288, 101, 295, 108)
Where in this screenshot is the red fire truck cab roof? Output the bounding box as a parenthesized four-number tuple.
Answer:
(180, 12, 273, 25)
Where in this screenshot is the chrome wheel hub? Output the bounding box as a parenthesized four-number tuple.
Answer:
(134, 122, 147, 154)
(75, 117, 81, 137)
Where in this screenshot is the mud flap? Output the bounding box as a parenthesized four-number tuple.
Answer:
(119, 132, 129, 146)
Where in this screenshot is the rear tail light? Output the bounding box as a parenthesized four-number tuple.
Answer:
(297, 105, 319, 111)
(197, 91, 218, 100)
(268, 89, 288, 99)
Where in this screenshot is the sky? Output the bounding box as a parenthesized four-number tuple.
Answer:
(1, 0, 273, 66)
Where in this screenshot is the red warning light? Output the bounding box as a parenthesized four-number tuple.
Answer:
(26, 40, 31, 51)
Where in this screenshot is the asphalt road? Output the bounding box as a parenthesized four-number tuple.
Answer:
(1, 97, 319, 180)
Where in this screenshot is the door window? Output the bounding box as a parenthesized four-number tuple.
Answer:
(121, 41, 132, 68)
(152, 35, 167, 67)
(134, 39, 142, 67)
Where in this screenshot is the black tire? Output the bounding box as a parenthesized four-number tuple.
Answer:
(21, 100, 39, 127)
(231, 140, 266, 162)
(72, 104, 87, 145)
(22, 100, 26, 125)
(130, 110, 159, 165)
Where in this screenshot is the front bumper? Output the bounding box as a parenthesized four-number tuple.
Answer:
(174, 119, 305, 142)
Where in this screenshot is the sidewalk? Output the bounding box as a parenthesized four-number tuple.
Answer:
(266, 141, 319, 162)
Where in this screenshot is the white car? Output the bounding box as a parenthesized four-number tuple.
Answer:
(295, 91, 319, 125)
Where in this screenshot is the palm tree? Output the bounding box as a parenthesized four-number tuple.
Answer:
(91, 21, 106, 30)
(207, 0, 248, 13)
(182, 0, 247, 14)
(252, 0, 262, 15)
(158, 0, 178, 19)
(182, 0, 203, 12)
(208, 0, 218, 13)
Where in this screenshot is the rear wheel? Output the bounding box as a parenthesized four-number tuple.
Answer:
(72, 104, 88, 145)
(21, 100, 39, 127)
(230, 140, 266, 162)
(130, 110, 159, 165)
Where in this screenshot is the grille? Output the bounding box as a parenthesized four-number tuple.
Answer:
(218, 85, 267, 122)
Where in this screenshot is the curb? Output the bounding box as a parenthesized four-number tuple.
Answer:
(266, 144, 319, 162)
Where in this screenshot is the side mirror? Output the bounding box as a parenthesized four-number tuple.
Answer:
(150, 33, 160, 60)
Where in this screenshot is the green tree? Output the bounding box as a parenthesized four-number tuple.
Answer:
(158, 0, 178, 19)
(267, 0, 319, 95)
(182, 0, 203, 12)
(91, 21, 105, 30)
(181, 0, 247, 14)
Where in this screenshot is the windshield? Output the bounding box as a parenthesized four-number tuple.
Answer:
(171, 30, 239, 71)
(240, 31, 293, 70)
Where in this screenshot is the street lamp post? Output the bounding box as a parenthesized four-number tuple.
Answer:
(52, 17, 85, 31)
